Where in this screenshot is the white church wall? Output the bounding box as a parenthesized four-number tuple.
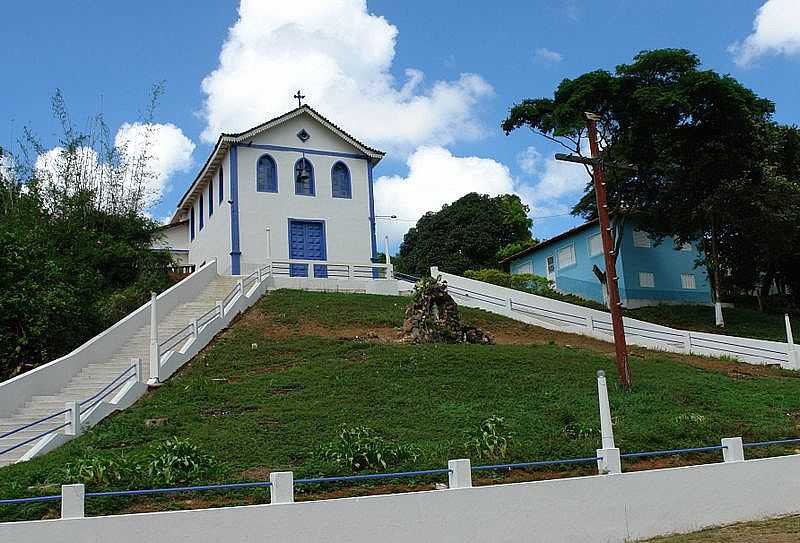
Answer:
(188, 155, 233, 275)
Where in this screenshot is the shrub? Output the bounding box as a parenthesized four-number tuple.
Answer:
(146, 438, 215, 485)
(52, 453, 135, 487)
(320, 425, 420, 472)
(464, 269, 554, 295)
(464, 416, 512, 461)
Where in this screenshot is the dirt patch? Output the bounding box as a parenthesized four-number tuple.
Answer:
(237, 301, 793, 380)
(270, 383, 304, 395)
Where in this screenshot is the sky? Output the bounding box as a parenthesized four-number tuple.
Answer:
(1, 0, 799, 250)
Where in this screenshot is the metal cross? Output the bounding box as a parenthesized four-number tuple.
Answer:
(293, 90, 306, 107)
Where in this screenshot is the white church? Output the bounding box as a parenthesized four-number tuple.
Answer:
(158, 104, 386, 278)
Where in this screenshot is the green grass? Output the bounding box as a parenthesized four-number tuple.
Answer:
(2, 290, 800, 522)
(626, 304, 799, 342)
(641, 514, 800, 542)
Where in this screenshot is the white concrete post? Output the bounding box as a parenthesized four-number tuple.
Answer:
(448, 459, 472, 489)
(149, 292, 160, 382)
(597, 370, 615, 449)
(130, 357, 143, 384)
(715, 301, 724, 327)
(237, 278, 244, 295)
(217, 299, 224, 319)
(348, 264, 354, 281)
(683, 331, 693, 354)
(269, 471, 294, 504)
(431, 266, 439, 278)
(65, 401, 81, 437)
(787, 314, 795, 351)
(266, 227, 272, 259)
(61, 484, 85, 519)
(384, 235, 391, 266)
(596, 447, 621, 475)
(257, 266, 262, 283)
(722, 437, 745, 462)
(192, 318, 199, 339)
(586, 313, 594, 332)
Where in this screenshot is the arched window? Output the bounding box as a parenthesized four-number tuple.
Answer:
(256, 154, 278, 193)
(294, 158, 315, 196)
(331, 161, 351, 199)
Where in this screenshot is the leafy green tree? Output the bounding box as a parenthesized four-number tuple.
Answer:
(0, 89, 173, 380)
(502, 49, 781, 322)
(395, 193, 533, 276)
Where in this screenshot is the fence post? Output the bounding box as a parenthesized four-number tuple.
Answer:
(721, 437, 744, 462)
(257, 266, 262, 283)
(348, 264, 354, 281)
(61, 484, 85, 519)
(596, 370, 621, 474)
(192, 318, 199, 339)
(448, 459, 472, 489)
(269, 471, 294, 504)
(217, 299, 224, 319)
(238, 278, 244, 296)
(586, 313, 594, 333)
(149, 292, 160, 382)
(431, 266, 439, 278)
(130, 358, 143, 384)
(682, 331, 692, 354)
(65, 401, 81, 437)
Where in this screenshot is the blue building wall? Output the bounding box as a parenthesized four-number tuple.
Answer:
(508, 222, 712, 307)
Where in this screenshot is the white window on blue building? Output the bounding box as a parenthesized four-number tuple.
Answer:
(557, 244, 576, 269)
(633, 229, 652, 248)
(639, 272, 655, 288)
(588, 233, 603, 256)
(681, 273, 696, 289)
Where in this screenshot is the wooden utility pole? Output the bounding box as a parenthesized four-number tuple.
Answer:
(555, 112, 632, 389)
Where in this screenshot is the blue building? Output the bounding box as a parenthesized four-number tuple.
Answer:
(501, 220, 712, 308)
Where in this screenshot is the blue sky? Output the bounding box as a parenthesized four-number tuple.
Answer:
(1, 0, 798, 247)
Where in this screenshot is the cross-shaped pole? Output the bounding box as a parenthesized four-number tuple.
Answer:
(293, 90, 306, 107)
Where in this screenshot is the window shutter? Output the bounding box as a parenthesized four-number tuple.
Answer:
(639, 272, 655, 288)
(633, 230, 652, 248)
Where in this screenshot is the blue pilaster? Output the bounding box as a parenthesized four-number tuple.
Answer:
(229, 144, 242, 275)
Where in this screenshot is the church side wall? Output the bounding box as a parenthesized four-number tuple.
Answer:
(188, 153, 232, 275)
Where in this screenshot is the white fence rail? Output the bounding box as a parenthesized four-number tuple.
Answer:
(434, 267, 800, 369)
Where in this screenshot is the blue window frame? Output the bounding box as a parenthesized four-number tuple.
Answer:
(256, 154, 278, 193)
(219, 167, 224, 204)
(294, 158, 315, 196)
(209, 182, 214, 216)
(190, 207, 195, 241)
(331, 161, 351, 198)
(199, 196, 204, 230)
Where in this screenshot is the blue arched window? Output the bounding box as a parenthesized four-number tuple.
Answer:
(294, 158, 315, 196)
(256, 154, 278, 193)
(331, 161, 351, 199)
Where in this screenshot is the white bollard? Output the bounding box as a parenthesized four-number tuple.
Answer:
(192, 318, 199, 339)
(715, 301, 724, 327)
(597, 370, 615, 449)
(65, 401, 81, 437)
(683, 331, 693, 354)
(217, 299, 224, 319)
(722, 437, 745, 462)
(448, 459, 472, 489)
(431, 266, 439, 278)
(61, 484, 85, 519)
(149, 292, 160, 382)
(269, 471, 294, 504)
(596, 447, 622, 475)
(130, 357, 144, 384)
(787, 314, 796, 353)
(384, 235, 391, 266)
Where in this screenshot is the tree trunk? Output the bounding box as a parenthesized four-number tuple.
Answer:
(711, 219, 724, 327)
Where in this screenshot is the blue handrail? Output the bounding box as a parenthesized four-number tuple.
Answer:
(472, 456, 600, 472)
(80, 366, 136, 407)
(743, 437, 800, 448)
(620, 444, 727, 459)
(0, 409, 69, 440)
(0, 422, 71, 457)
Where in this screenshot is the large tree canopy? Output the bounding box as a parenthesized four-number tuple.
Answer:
(503, 48, 799, 312)
(394, 193, 533, 277)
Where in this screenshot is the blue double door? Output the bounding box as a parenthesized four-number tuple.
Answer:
(289, 220, 327, 277)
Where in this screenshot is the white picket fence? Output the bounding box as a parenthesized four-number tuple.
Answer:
(434, 267, 800, 370)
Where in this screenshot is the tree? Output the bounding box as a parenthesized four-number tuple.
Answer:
(395, 193, 533, 276)
(0, 88, 173, 380)
(502, 49, 779, 323)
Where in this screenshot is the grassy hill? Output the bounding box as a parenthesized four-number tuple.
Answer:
(2, 289, 800, 522)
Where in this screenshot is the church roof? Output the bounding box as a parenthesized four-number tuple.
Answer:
(171, 105, 385, 223)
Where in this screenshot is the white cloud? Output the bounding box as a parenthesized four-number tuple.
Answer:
(200, 0, 493, 152)
(514, 143, 590, 219)
(115, 122, 195, 196)
(730, 0, 800, 67)
(374, 146, 519, 242)
(517, 146, 541, 175)
(35, 123, 194, 210)
(534, 47, 563, 64)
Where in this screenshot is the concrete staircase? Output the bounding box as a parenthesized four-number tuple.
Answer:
(0, 275, 238, 466)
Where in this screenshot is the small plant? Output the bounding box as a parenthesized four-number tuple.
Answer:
(464, 416, 512, 460)
(146, 438, 215, 485)
(320, 425, 419, 472)
(53, 453, 134, 487)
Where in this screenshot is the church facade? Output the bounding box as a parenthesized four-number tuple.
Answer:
(161, 105, 385, 276)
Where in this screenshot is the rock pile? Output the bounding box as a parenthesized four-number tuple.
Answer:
(402, 275, 494, 344)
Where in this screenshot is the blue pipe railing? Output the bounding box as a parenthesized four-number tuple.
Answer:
(79, 366, 136, 408)
(4, 438, 800, 507)
(0, 409, 69, 440)
(0, 422, 71, 457)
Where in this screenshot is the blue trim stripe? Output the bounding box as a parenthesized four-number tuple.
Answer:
(367, 162, 377, 259)
(241, 142, 368, 161)
(229, 145, 242, 275)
